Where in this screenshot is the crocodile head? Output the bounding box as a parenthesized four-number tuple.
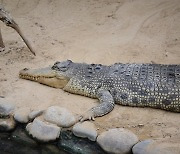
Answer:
(19, 60, 74, 88)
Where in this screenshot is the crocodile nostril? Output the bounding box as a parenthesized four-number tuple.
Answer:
(23, 68, 29, 71)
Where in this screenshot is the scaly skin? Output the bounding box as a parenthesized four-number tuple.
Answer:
(19, 60, 180, 121)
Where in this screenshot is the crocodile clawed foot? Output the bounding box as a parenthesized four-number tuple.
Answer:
(79, 110, 95, 122)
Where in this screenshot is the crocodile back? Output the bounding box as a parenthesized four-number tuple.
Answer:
(108, 63, 180, 112)
(110, 63, 180, 86)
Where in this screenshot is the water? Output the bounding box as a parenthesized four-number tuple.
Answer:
(0, 124, 106, 154)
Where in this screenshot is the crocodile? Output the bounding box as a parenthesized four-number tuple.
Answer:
(19, 60, 180, 121)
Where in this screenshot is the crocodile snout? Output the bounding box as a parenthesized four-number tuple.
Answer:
(19, 68, 29, 77)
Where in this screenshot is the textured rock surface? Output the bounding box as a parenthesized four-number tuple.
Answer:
(0, 99, 15, 116)
(28, 109, 44, 120)
(12, 126, 37, 147)
(26, 118, 61, 142)
(58, 130, 106, 154)
(14, 107, 31, 123)
(0, 116, 16, 131)
(97, 128, 138, 154)
(0, 132, 40, 154)
(44, 106, 76, 128)
(132, 139, 180, 154)
(41, 144, 67, 154)
(72, 121, 97, 141)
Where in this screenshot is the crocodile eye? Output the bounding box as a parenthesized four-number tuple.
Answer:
(51, 64, 68, 72)
(51, 65, 59, 70)
(54, 61, 60, 65)
(23, 68, 29, 71)
(59, 67, 68, 72)
(52, 60, 73, 72)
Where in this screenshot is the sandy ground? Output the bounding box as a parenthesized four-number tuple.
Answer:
(0, 0, 180, 142)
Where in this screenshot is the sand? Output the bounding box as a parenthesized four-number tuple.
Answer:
(0, 0, 180, 142)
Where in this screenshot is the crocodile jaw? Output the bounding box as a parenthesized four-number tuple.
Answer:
(19, 67, 69, 88)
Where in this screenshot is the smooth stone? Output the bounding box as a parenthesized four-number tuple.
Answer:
(58, 130, 106, 154)
(14, 107, 31, 123)
(72, 121, 97, 141)
(26, 118, 61, 142)
(28, 109, 44, 120)
(44, 106, 76, 128)
(132, 139, 153, 154)
(0, 116, 16, 131)
(0, 99, 15, 116)
(132, 139, 180, 154)
(97, 128, 139, 154)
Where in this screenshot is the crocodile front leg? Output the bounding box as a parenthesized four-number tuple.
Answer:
(80, 89, 115, 122)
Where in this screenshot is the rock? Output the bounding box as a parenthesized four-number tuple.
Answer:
(0, 124, 67, 154)
(26, 118, 61, 142)
(28, 109, 44, 120)
(97, 128, 138, 154)
(0, 116, 16, 131)
(0, 135, 40, 154)
(72, 121, 97, 141)
(11, 126, 37, 147)
(0, 99, 15, 116)
(14, 107, 31, 123)
(58, 130, 106, 154)
(44, 106, 76, 128)
(41, 145, 66, 154)
(132, 139, 180, 154)
(132, 139, 153, 154)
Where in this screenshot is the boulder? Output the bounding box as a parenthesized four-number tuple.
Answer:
(132, 139, 180, 154)
(0, 99, 15, 116)
(132, 139, 153, 154)
(14, 107, 31, 123)
(73, 121, 97, 141)
(44, 106, 76, 128)
(97, 128, 138, 154)
(28, 109, 44, 120)
(0, 116, 16, 131)
(26, 118, 61, 142)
